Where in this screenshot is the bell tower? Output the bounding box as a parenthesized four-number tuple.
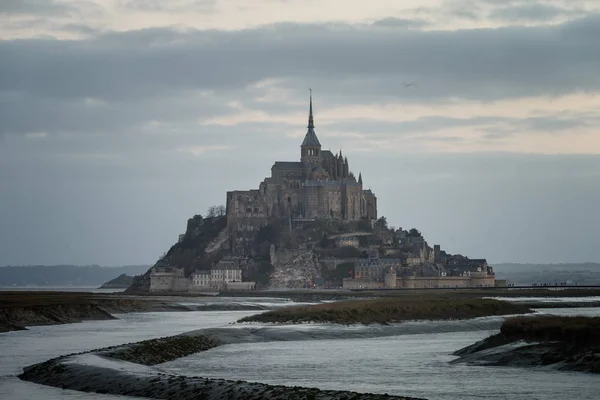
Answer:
(300, 89, 322, 166)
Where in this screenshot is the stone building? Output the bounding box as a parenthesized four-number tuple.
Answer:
(343, 258, 495, 289)
(150, 258, 254, 292)
(226, 92, 377, 238)
(149, 267, 189, 292)
(191, 270, 211, 288)
(210, 259, 242, 287)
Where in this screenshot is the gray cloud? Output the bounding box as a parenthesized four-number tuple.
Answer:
(2, 15, 600, 145)
(119, 0, 217, 12)
(371, 17, 429, 29)
(489, 4, 580, 21)
(0, 0, 73, 15)
(2, 15, 600, 108)
(2, 8, 600, 265)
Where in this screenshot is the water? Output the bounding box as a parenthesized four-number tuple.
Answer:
(164, 331, 600, 400)
(0, 310, 258, 399)
(1, 301, 599, 400)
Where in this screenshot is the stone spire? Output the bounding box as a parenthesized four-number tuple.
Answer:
(301, 89, 321, 148)
(358, 172, 363, 185)
(308, 88, 314, 130)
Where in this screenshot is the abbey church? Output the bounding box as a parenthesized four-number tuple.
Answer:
(226, 93, 378, 234)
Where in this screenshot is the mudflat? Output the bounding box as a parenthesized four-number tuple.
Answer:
(0, 291, 188, 332)
(452, 315, 600, 373)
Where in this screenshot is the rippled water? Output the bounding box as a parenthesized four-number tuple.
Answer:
(1, 299, 599, 400)
(164, 331, 600, 400)
(0, 310, 258, 399)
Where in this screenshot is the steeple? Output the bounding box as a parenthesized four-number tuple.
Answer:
(308, 88, 314, 130)
(301, 89, 322, 165)
(358, 172, 363, 185)
(301, 89, 321, 148)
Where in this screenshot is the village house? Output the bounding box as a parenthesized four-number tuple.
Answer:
(150, 258, 255, 293)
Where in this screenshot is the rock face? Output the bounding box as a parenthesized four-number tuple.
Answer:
(452, 316, 600, 374)
(269, 248, 322, 288)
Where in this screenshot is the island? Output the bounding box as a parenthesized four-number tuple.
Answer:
(127, 93, 498, 295)
(99, 273, 135, 289)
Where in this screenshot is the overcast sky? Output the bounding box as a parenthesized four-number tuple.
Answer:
(1, 0, 600, 266)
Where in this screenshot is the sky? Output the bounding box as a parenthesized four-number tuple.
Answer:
(1, 0, 600, 266)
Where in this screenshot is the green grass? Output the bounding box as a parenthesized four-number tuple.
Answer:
(238, 297, 532, 325)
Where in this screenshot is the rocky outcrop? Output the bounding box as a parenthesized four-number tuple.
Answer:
(452, 316, 600, 373)
(99, 273, 134, 289)
(269, 248, 322, 288)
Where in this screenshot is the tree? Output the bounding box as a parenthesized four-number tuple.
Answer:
(206, 206, 217, 218)
(408, 228, 422, 238)
(375, 216, 388, 230)
(206, 205, 226, 218)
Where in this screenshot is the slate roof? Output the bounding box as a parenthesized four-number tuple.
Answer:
(213, 261, 241, 270)
(272, 161, 304, 169)
(301, 128, 321, 147)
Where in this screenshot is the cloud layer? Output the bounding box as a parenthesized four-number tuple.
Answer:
(1, 0, 599, 265)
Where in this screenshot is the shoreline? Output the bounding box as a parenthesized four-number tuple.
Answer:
(19, 315, 518, 400)
(19, 325, 431, 400)
(0, 292, 192, 333)
(17, 306, 600, 398)
(3, 289, 599, 333)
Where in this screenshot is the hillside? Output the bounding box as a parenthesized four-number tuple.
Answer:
(127, 215, 228, 292)
(99, 274, 135, 289)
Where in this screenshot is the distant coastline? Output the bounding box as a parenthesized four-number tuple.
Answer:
(0, 264, 150, 288)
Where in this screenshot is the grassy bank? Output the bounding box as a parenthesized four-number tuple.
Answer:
(223, 288, 600, 302)
(100, 334, 222, 365)
(453, 316, 600, 373)
(0, 291, 188, 332)
(501, 315, 600, 344)
(238, 297, 532, 324)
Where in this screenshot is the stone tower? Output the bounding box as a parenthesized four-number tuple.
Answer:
(300, 89, 322, 166)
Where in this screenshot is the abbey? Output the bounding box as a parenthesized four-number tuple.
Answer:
(226, 93, 377, 233)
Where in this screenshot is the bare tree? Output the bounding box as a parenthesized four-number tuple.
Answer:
(206, 205, 225, 217)
(206, 206, 217, 218)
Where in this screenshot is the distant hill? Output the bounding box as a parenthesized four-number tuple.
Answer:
(0, 265, 150, 287)
(492, 263, 600, 286)
(99, 273, 135, 289)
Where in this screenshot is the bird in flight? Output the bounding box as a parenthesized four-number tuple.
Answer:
(403, 82, 417, 88)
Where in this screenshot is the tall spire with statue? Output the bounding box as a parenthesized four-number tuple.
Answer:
(301, 89, 322, 165)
